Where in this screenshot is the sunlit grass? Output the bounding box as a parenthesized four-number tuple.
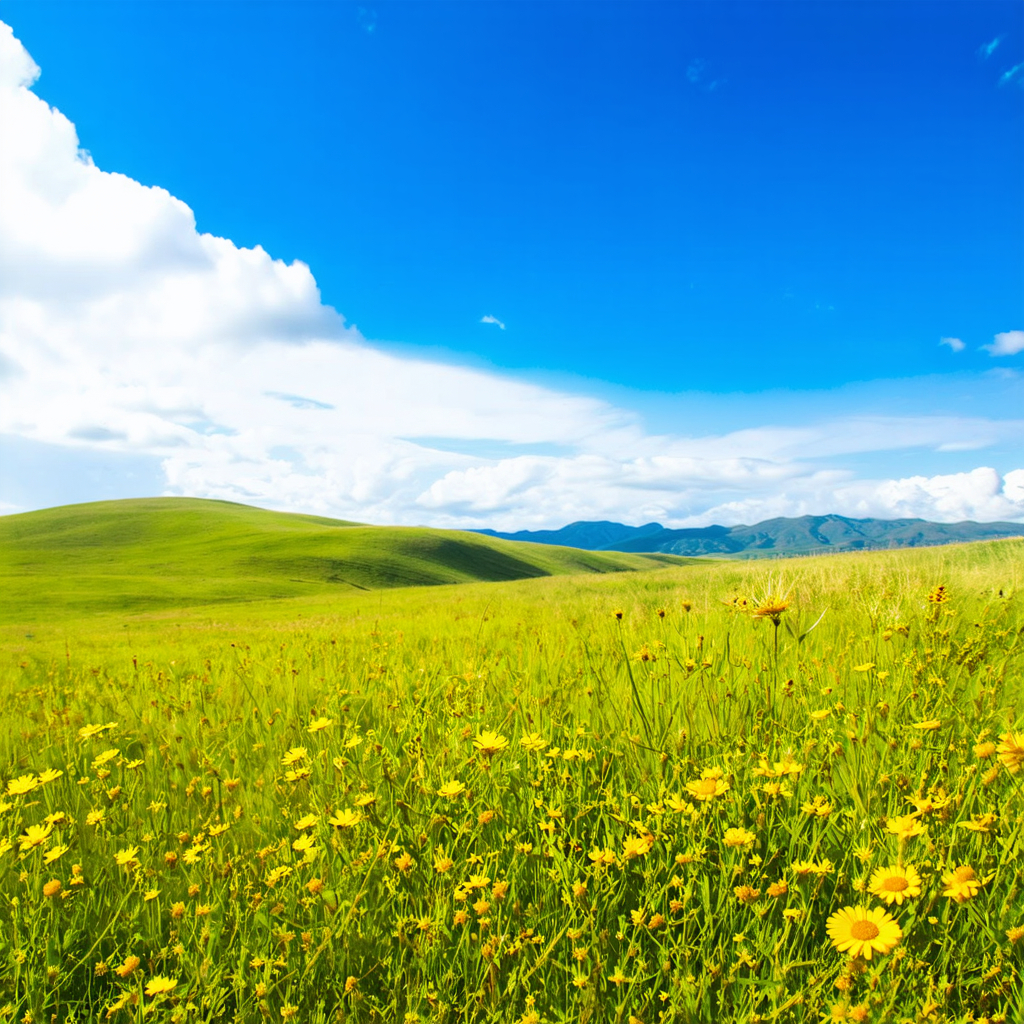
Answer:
(0, 539, 1021, 1022)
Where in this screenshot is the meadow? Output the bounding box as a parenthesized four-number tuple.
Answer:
(0, 511, 1022, 1023)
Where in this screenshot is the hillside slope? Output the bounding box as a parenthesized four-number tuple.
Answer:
(0, 498, 688, 622)
(479, 514, 1023, 556)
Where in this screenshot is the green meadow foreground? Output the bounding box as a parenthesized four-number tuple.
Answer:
(0, 507, 1022, 1022)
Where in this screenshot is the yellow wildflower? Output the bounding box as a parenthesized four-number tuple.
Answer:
(958, 813, 996, 833)
(473, 731, 509, 756)
(868, 865, 921, 906)
(114, 846, 140, 869)
(520, 733, 548, 752)
(723, 827, 756, 848)
(941, 865, 983, 903)
(144, 976, 177, 996)
(886, 815, 925, 839)
(686, 768, 730, 801)
(6, 775, 38, 797)
(115, 956, 140, 978)
(997, 731, 1023, 774)
(826, 906, 902, 960)
(18, 823, 53, 852)
(622, 834, 653, 860)
(328, 809, 363, 829)
(292, 834, 317, 853)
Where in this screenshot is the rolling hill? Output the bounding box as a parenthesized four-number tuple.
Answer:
(0, 498, 689, 622)
(477, 514, 1023, 557)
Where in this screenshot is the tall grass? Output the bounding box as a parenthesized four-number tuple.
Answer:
(0, 540, 1021, 1022)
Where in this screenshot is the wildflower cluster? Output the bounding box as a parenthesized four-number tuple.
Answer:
(0, 554, 1021, 1022)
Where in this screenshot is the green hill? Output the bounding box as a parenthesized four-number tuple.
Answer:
(0, 498, 689, 623)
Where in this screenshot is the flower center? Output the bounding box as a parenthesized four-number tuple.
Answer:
(850, 920, 880, 941)
(953, 866, 976, 882)
(694, 778, 717, 795)
(881, 876, 908, 892)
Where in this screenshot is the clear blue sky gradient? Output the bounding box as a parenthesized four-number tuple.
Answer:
(3, 0, 1021, 395)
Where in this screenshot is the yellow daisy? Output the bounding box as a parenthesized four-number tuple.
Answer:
(622, 834, 653, 860)
(6, 774, 39, 797)
(473, 731, 509, 756)
(43, 844, 69, 864)
(114, 846, 140, 869)
(328, 809, 363, 829)
(686, 769, 730, 801)
(867, 864, 921, 905)
(18, 823, 53, 852)
(826, 906, 902, 960)
(723, 827, 756, 848)
(885, 815, 925, 839)
(144, 975, 177, 996)
(941, 865, 982, 903)
(997, 731, 1023, 774)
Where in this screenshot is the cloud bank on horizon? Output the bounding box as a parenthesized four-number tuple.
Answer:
(1, 22, 1022, 529)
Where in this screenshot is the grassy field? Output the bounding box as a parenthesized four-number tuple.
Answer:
(0, 512, 1022, 1022)
(0, 499, 686, 623)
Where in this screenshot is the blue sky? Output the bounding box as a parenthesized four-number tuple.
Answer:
(0, 2, 1022, 527)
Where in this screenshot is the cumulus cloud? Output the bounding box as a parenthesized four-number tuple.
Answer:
(983, 330, 1024, 356)
(1, 21, 1023, 530)
(940, 336, 965, 353)
(480, 315, 506, 330)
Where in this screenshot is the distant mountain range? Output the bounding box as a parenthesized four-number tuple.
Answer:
(475, 515, 1024, 558)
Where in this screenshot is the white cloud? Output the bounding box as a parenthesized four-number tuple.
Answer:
(1, 21, 1023, 531)
(940, 336, 965, 352)
(661, 467, 1024, 528)
(978, 37, 1001, 60)
(480, 315, 506, 330)
(999, 63, 1024, 87)
(983, 330, 1024, 357)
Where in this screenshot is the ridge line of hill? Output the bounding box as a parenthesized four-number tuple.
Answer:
(474, 514, 1024, 557)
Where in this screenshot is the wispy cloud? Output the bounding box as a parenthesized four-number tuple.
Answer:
(356, 6, 377, 34)
(978, 36, 1001, 59)
(480, 315, 506, 330)
(983, 330, 1024, 357)
(685, 59, 724, 93)
(940, 336, 965, 353)
(999, 62, 1024, 87)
